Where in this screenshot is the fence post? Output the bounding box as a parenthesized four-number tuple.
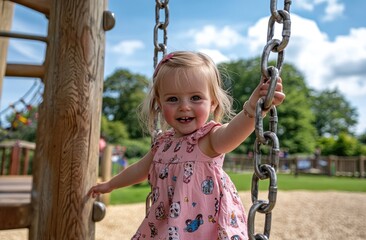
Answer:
(10, 141, 21, 175)
(327, 156, 333, 176)
(360, 156, 365, 178)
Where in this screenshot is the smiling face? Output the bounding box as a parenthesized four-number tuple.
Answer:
(157, 68, 217, 137)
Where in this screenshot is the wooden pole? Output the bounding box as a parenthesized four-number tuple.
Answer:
(30, 0, 107, 239)
(0, 0, 14, 106)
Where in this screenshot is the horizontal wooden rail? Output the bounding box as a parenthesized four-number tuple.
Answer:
(5, 63, 44, 78)
(8, 0, 50, 16)
(0, 31, 47, 42)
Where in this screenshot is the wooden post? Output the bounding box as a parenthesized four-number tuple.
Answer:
(30, 0, 107, 239)
(10, 141, 21, 175)
(360, 156, 365, 178)
(0, 0, 14, 104)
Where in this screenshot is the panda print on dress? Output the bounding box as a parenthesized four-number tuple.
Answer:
(155, 202, 167, 220)
(183, 161, 195, 183)
(159, 164, 169, 179)
(201, 176, 214, 195)
(168, 226, 180, 240)
(169, 201, 181, 218)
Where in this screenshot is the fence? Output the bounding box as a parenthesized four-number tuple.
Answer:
(224, 154, 366, 178)
(0, 140, 35, 175)
(0, 140, 115, 205)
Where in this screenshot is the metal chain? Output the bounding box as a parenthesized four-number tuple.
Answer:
(147, 0, 170, 215)
(153, 0, 169, 68)
(247, 1, 291, 239)
(152, 0, 169, 141)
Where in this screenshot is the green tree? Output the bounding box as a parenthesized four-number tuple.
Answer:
(357, 131, 366, 144)
(102, 69, 149, 139)
(220, 58, 317, 154)
(100, 115, 129, 143)
(311, 89, 358, 137)
(333, 132, 360, 156)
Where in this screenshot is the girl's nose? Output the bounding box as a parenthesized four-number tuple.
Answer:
(179, 99, 191, 111)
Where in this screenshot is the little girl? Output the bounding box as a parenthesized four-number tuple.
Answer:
(88, 51, 285, 239)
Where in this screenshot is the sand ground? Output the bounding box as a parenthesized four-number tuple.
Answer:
(1, 191, 365, 239)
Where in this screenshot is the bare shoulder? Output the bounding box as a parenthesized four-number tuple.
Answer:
(198, 125, 221, 158)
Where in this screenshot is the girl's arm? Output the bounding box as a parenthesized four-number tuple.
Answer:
(205, 78, 285, 156)
(88, 150, 153, 198)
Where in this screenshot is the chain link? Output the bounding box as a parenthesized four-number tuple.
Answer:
(248, 1, 291, 239)
(147, 0, 170, 215)
(153, 0, 169, 68)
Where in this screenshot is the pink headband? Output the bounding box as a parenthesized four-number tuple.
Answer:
(153, 53, 174, 78)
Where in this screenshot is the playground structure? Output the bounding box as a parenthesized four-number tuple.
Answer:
(0, 0, 293, 239)
(0, 0, 115, 239)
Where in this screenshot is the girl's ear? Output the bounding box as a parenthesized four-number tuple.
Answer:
(211, 100, 218, 113)
(156, 98, 162, 109)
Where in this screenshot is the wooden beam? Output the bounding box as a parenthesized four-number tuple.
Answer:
(0, 203, 32, 229)
(0, 0, 15, 107)
(8, 0, 50, 16)
(5, 63, 44, 78)
(30, 0, 107, 239)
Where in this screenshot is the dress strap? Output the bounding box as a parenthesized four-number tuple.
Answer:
(186, 121, 221, 145)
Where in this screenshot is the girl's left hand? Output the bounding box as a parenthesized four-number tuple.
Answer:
(249, 76, 286, 110)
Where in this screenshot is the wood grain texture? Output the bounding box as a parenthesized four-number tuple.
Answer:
(0, 0, 14, 104)
(31, 0, 106, 239)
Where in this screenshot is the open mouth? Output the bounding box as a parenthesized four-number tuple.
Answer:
(177, 117, 194, 123)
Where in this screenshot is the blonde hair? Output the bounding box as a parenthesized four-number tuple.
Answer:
(141, 51, 234, 135)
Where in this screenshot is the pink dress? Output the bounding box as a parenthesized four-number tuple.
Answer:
(132, 121, 248, 240)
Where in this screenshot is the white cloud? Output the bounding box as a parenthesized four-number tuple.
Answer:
(294, 0, 345, 21)
(322, 0, 345, 21)
(198, 49, 230, 64)
(245, 14, 366, 133)
(246, 14, 366, 96)
(189, 25, 245, 49)
(110, 40, 145, 55)
(184, 14, 366, 133)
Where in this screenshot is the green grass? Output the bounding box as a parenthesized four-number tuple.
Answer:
(110, 173, 366, 205)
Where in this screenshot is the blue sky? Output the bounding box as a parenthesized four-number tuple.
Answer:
(3, 0, 366, 134)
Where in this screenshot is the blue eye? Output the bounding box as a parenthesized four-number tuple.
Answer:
(191, 95, 201, 101)
(167, 97, 178, 102)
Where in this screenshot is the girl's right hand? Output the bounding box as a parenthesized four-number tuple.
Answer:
(87, 182, 112, 198)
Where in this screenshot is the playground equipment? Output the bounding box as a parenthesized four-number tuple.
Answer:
(144, 1, 292, 239)
(0, 0, 291, 239)
(0, 0, 115, 239)
(0, 79, 42, 141)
